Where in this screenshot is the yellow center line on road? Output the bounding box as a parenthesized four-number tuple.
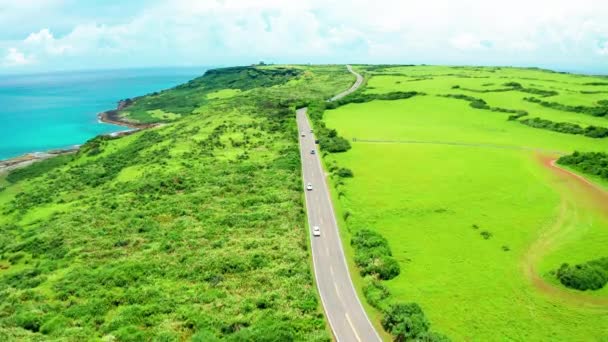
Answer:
(345, 313, 362, 342)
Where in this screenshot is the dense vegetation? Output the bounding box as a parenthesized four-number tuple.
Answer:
(519, 118, 608, 138)
(325, 91, 421, 109)
(350, 229, 449, 341)
(0, 65, 354, 340)
(381, 303, 449, 342)
(524, 97, 608, 117)
(458, 82, 558, 97)
(304, 90, 423, 153)
(441, 93, 608, 138)
(5, 155, 74, 184)
(442, 94, 529, 116)
(117, 67, 304, 123)
(351, 229, 400, 280)
(558, 151, 608, 179)
(555, 257, 608, 291)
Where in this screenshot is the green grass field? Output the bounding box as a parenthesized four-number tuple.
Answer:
(323, 66, 608, 340)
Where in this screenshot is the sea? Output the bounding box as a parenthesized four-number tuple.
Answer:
(0, 67, 208, 160)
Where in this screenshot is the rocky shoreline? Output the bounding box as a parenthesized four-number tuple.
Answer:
(96, 98, 155, 130)
(1, 100, 157, 174)
(0, 147, 79, 174)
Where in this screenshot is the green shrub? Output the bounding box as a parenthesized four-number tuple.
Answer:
(6, 154, 73, 183)
(584, 82, 608, 86)
(3, 267, 46, 289)
(518, 117, 608, 138)
(8, 252, 25, 264)
(443, 94, 530, 116)
(363, 278, 391, 310)
(524, 97, 608, 117)
(40, 315, 69, 335)
(519, 88, 558, 97)
(556, 257, 608, 291)
(192, 330, 221, 342)
(381, 303, 430, 340)
(13, 311, 43, 332)
(326, 91, 421, 109)
(480, 231, 492, 240)
(558, 151, 608, 180)
(336, 168, 354, 178)
(320, 136, 351, 153)
(351, 229, 400, 280)
(112, 325, 149, 342)
(503, 82, 522, 88)
(417, 331, 453, 341)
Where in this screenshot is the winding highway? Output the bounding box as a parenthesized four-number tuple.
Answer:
(330, 65, 364, 101)
(298, 66, 382, 342)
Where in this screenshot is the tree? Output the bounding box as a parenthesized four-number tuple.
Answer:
(382, 303, 430, 341)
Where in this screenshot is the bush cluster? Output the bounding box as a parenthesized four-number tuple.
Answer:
(6, 154, 73, 183)
(363, 278, 391, 310)
(457, 82, 558, 97)
(351, 229, 400, 280)
(336, 168, 354, 178)
(558, 151, 608, 180)
(442, 94, 528, 116)
(555, 257, 608, 291)
(304, 101, 352, 153)
(114, 66, 304, 123)
(519, 117, 608, 138)
(325, 91, 421, 109)
(359, 261, 450, 340)
(524, 97, 608, 117)
(519, 87, 558, 97)
(583, 82, 608, 86)
(381, 303, 450, 341)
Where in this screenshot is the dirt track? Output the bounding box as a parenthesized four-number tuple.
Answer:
(521, 154, 608, 307)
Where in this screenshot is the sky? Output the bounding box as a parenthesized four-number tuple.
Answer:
(1, 0, 607, 74)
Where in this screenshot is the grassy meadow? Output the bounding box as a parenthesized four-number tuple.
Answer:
(321, 66, 608, 340)
(0, 65, 355, 340)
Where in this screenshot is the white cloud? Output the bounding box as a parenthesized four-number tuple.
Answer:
(3, 47, 34, 66)
(450, 34, 486, 50)
(24, 28, 71, 55)
(1, 0, 608, 71)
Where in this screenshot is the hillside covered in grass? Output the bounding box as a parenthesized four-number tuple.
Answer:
(0, 65, 354, 341)
(318, 65, 608, 340)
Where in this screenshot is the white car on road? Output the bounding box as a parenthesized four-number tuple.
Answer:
(312, 225, 321, 237)
(306, 182, 313, 191)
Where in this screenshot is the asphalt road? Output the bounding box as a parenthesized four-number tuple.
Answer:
(297, 65, 381, 342)
(329, 65, 364, 101)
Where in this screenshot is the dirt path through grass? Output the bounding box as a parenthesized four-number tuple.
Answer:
(521, 155, 608, 307)
(352, 136, 608, 306)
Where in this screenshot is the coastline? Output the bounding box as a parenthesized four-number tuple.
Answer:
(0, 147, 79, 174)
(1, 103, 156, 175)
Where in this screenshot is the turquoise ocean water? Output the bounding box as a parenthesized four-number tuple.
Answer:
(0, 67, 207, 160)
